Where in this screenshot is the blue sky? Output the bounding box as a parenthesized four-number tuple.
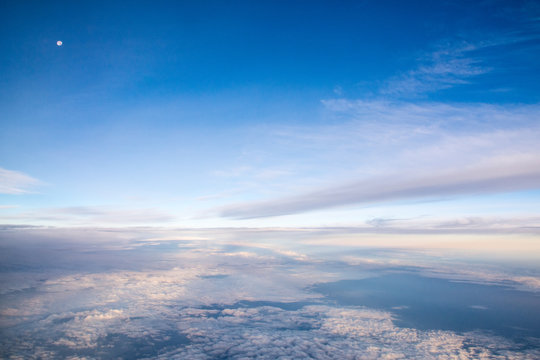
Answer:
(1, 0, 540, 231)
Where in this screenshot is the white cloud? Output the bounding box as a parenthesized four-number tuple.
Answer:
(2, 206, 176, 225)
(378, 33, 539, 98)
(219, 161, 540, 219)
(340, 254, 540, 292)
(1, 226, 538, 358)
(217, 101, 540, 219)
(381, 41, 490, 96)
(160, 305, 536, 359)
(0, 167, 41, 194)
(0, 205, 18, 209)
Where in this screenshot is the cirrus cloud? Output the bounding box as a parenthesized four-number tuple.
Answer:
(217, 101, 540, 219)
(0, 167, 41, 194)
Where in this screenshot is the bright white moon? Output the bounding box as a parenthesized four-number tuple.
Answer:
(56, 41, 63, 46)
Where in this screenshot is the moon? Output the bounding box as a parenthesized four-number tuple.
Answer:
(57, 41, 63, 46)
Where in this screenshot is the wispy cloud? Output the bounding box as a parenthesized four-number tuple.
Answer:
(220, 157, 540, 219)
(0, 167, 41, 194)
(0, 205, 19, 209)
(363, 215, 540, 233)
(217, 101, 540, 219)
(381, 41, 490, 96)
(378, 15, 540, 98)
(2, 206, 175, 225)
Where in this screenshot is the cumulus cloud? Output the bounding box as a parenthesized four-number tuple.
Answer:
(1, 226, 538, 358)
(0, 167, 41, 194)
(0, 248, 322, 357)
(160, 305, 537, 359)
(7, 300, 537, 358)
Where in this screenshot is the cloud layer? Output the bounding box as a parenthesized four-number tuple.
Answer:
(1, 227, 538, 359)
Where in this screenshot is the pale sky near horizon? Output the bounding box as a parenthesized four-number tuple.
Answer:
(1, 0, 540, 231)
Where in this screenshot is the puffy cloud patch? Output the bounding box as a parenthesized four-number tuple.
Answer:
(160, 305, 538, 359)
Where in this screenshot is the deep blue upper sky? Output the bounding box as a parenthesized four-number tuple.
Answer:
(2, 0, 539, 105)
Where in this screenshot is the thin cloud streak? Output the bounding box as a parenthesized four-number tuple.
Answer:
(217, 100, 540, 219)
(381, 42, 489, 97)
(379, 28, 540, 98)
(2, 206, 176, 225)
(219, 163, 540, 219)
(0, 167, 41, 194)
